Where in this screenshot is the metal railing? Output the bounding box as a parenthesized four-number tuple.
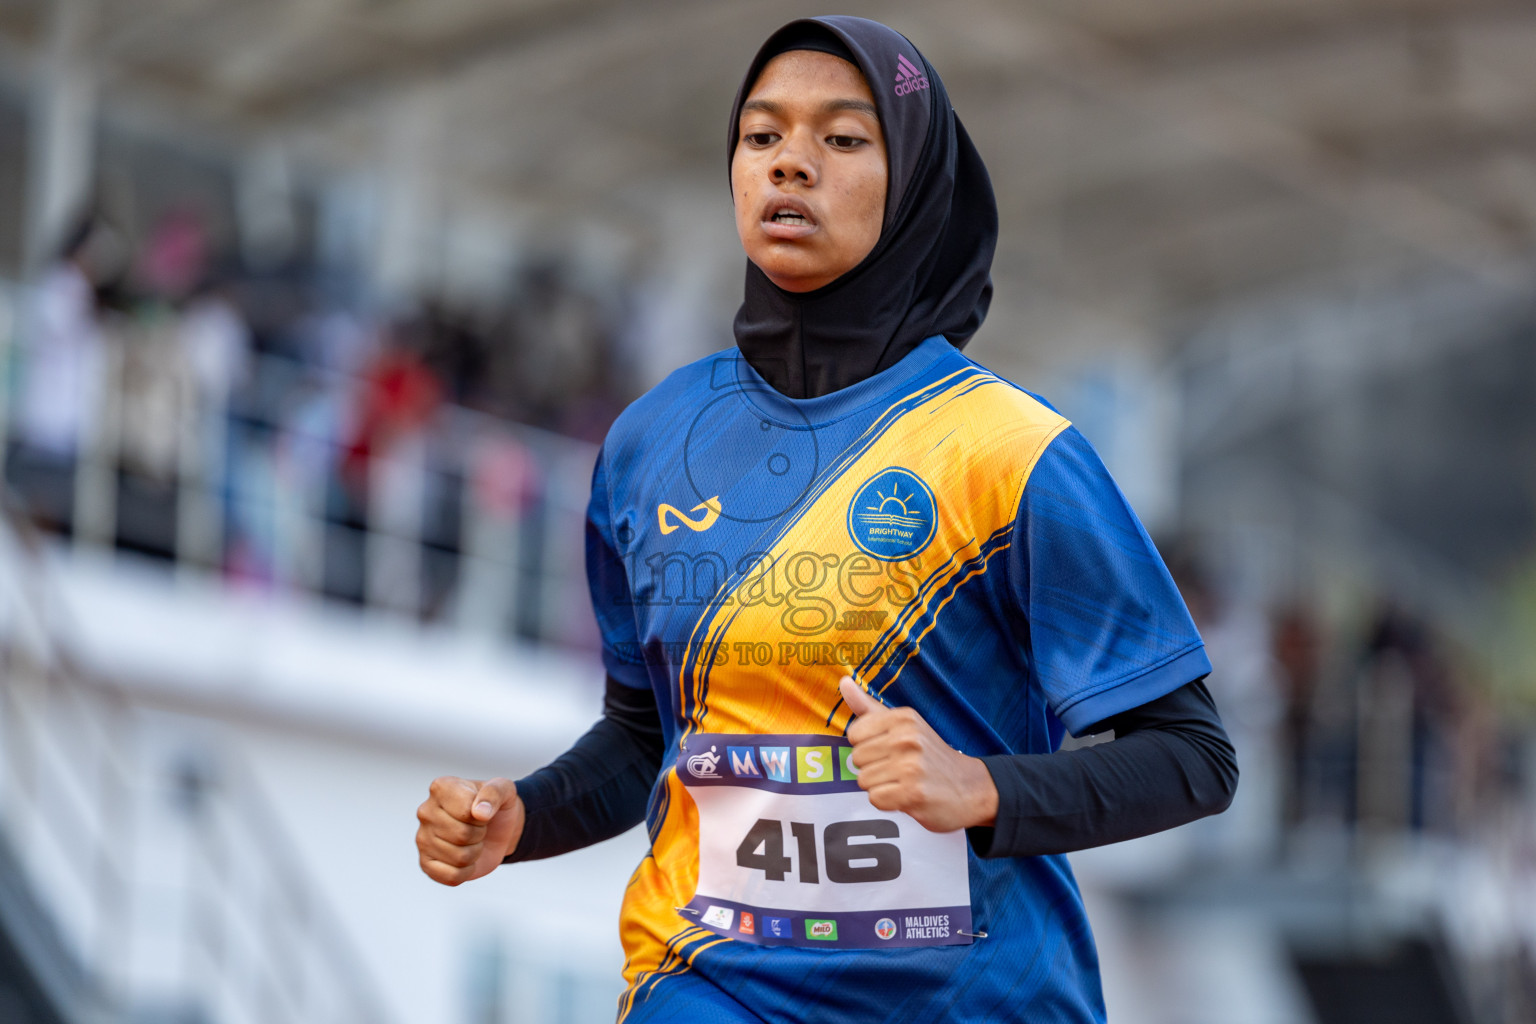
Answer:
(0, 504, 398, 1024)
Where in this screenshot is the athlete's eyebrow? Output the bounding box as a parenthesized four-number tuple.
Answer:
(740, 98, 879, 120)
(823, 98, 878, 118)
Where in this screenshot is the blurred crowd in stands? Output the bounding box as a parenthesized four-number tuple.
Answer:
(1, 208, 633, 646)
(1164, 543, 1526, 871)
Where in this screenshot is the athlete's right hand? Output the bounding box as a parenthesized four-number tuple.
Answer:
(416, 776, 524, 886)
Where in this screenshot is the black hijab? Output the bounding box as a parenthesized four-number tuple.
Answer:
(729, 16, 998, 399)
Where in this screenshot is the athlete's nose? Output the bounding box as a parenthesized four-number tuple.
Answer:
(770, 130, 817, 186)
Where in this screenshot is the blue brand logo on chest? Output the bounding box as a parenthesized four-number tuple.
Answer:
(846, 467, 937, 561)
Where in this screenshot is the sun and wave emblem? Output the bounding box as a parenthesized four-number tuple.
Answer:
(846, 467, 937, 561)
(854, 482, 928, 530)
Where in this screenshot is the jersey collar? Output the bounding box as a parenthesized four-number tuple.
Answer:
(727, 335, 955, 427)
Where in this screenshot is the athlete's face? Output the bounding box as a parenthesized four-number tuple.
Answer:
(731, 50, 888, 293)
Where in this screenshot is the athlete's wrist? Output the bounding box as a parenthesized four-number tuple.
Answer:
(961, 755, 999, 828)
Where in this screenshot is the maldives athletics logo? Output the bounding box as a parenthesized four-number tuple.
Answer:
(847, 467, 937, 561)
(894, 54, 929, 97)
(874, 917, 898, 941)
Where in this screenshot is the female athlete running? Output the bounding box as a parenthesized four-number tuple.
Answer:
(417, 17, 1236, 1023)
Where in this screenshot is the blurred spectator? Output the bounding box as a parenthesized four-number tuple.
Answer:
(135, 205, 209, 301)
(341, 317, 443, 499)
(292, 302, 377, 379)
(480, 263, 628, 439)
(1272, 605, 1324, 830)
(6, 215, 120, 529)
(1354, 607, 1467, 837)
(180, 274, 252, 410)
(117, 303, 187, 484)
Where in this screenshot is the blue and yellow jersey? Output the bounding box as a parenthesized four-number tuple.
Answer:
(588, 336, 1209, 1023)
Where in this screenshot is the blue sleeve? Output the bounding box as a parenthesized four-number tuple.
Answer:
(1007, 426, 1211, 736)
(586, 446, 650, 689)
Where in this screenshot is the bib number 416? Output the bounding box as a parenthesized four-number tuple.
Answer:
(735, 818, 901, 884)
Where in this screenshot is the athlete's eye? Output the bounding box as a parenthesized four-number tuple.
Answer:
(827, 135, 865, 150)
(743, 131, 779, 148)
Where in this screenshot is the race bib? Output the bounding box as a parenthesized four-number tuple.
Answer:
(677, 732, 973, 949)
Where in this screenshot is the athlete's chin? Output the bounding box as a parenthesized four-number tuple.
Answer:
(766, 272, 836, 293)
(748, 249, 847, 293)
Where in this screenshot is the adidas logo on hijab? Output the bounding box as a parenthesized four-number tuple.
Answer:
(893, 54, 929, 96)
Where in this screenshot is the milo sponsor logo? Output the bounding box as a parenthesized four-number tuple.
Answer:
(805, 918, 838, 941)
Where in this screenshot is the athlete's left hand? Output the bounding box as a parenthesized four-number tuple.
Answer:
(839, 676, 999, 833)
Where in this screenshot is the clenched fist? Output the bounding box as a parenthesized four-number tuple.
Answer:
(839, 676, 998, 833)
(416, 776, 525, 886)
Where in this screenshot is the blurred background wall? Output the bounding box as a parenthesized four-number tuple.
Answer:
(0, 1, 1534, 1022)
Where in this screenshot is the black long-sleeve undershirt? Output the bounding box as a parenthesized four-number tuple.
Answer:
(966, 677, 1237, 857)
(505, 674, 1236, 864)
(504, 677, 666, 863)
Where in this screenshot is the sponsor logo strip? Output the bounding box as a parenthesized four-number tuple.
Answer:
(681, 734, 864, 793)
(680, 895, 973, 950)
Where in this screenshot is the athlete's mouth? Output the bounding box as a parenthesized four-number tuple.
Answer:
(760, 197, 818, 238)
